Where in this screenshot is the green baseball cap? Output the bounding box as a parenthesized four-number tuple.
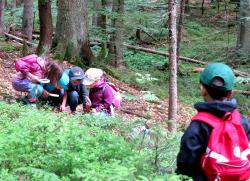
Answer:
(200, 63, 235, 91)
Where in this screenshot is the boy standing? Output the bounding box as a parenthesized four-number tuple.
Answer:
(176, 63, 250, 181)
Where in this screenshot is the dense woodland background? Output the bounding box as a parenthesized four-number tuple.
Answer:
(0, 0, 249, 180)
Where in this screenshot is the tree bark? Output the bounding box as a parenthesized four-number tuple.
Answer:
(12, 0, 16, 8)
(0, 0, 4, 36)
(185, 0, 189, 13)
(201, 0, 205, 14)
(177, 0, 185, 58)
(237, 0, 250, 54)
(16, 0, 23, 7)
(22, 0, 33, 41)
(108, 0, 124, 68)
(93, 0, 103, 28)
(36, 0, 53, 56)
(168, 0, 178, 131)
(53, 0, 92, 64)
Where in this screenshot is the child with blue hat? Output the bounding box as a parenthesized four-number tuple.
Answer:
(44, 66, 90, 113)
(62, 67, 90, 113)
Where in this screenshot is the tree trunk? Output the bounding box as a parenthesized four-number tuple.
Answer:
(16, 0, 23, 7)
(101, 0, 108, 31)
(108, 0, 124, 68)
(201, 0, 205, 14)
(0, 0, 4, 36)
(185, 0, 190, 13)
(168, 0, 178, 131)
(53, 0, 92, 64)
(93, 0, 107, 33)
(93, 0, 102, 27)
(22, 0, 33, 41)
(36, 0, 53, 56)
(12, 0, 16, 8)
(237, 0, 250, 54)
(177, 0, 185, 58)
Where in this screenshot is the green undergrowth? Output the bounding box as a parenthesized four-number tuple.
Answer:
(122, 18, 250, 116)
(0, 40, 17, 52)
(0, 101, 190, 181)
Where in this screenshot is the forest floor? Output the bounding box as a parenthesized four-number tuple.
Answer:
(0, 45, 195, 127)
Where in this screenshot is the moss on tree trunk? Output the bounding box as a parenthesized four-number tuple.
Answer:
(53, 0, 92, 64)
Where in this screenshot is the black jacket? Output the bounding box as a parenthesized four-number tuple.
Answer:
(67, 80, 89, 105)
(176, 100, 250, 181)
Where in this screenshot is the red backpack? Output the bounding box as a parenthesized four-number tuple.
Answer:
(192, 110, 250, 181)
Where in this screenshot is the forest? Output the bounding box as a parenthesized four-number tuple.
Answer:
(0, 0, 249, 180)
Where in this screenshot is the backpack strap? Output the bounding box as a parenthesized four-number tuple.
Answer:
(192, 110, 241, 128)
(192, 112, 222, 128)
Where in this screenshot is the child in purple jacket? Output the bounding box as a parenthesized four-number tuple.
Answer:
(83, 68, 114, 116)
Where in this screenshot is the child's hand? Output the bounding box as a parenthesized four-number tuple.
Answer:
(85, 96, 92, 106)
(60, 105, 67, 112)
(42, 90, 50, 98)
(27, 72, 40, 83)
(85, 104, 91, 113)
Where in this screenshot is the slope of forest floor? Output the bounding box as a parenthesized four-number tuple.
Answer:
(0, 46, 195, 127)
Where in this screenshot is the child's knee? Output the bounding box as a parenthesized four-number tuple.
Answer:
(69, 91, 79, 98)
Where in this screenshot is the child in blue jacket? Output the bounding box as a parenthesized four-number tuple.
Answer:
(44, 67, 90, 113)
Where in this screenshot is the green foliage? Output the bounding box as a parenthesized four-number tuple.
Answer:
(0, 102, 183, 180)
(0, 169, 17, 180)
(235, 76, 250, 84)
(123, 93, 139, 101)
(142, 91, 159, 102)
(0, 40, 17, 52)
(181, 20, 236, 61)
(135, 73, 159, 84)
(4, 6, 23, 28)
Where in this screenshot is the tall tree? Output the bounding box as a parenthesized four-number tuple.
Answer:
(53, 0, 92, 64)
(12, 0, 16, 9)
(36, 0, 53, 55)
(16, 0, 23, 7)
(237, 0, 250, 54)
(177, 0, 185, 58)
(108, 0, 124, 68)
(93, 0, 109, 34)
(93, 0, 102, 27)
(168, 0, 178, 131)
(22, 0, 34, 41)
(0, 0, 4, 36)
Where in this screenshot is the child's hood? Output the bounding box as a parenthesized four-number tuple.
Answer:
(94, 79, 106, 89)
(194, 99, 237, 118)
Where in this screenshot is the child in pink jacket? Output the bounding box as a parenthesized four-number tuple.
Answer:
(12, 54, 63, 103)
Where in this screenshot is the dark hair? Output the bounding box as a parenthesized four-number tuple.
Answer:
(45, 60, 64, 86)
(201, 77, 231, 100)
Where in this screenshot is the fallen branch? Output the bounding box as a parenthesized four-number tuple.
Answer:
(233, 89, 250, 96)
(124, 44, 208, 65)
(192, 67, 248, 77)
(92, 39, 249, 77)
(120, 108, 149, 119)
(4, 32, 36, 46)
(92, 39, 207, 65)
(140, 29, 166, 47)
